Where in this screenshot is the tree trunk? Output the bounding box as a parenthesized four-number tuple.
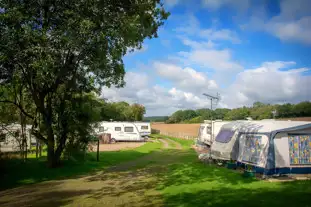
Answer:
(47, 138, 61, 168)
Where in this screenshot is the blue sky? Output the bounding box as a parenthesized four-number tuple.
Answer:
(102, 0, 311, 116)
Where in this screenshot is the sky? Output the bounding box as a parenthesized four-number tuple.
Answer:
(101, 0, 311, 116)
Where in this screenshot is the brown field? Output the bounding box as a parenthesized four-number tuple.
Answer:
(278, 117, 311, 121)
(151, 117, 311, 139)
(151, 123, 200, 138)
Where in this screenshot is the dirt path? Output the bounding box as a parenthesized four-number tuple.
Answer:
(158, 139, 169, 148)
(94, 142, 146, 152)
(0, 139, 189, 207)
(165, 138, 182, 149)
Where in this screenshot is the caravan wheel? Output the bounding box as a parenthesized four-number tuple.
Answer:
(110, 138, 117, 144)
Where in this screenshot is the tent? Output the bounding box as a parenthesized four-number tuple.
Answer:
(210, 121, 247, 161)
(236, 121, 311, 175)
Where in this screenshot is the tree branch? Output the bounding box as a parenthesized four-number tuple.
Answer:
(0, 100, 35, 120)
(31, 129, 48, 144)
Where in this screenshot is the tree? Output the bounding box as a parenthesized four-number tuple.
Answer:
(214, 108, 231, 120)
(1, 1, 169, 167)
(181, 110, 197, 121)
(196, 108, 213, 120)
(224, 107, 250, 120)
(276, 103, 294, 118)
(253, 101, 266, 108)
(185, 116, 203, 123)
(293, 102, 311, 117)
(250, 104, 275, 120)
(166, 110, 184, 123)
(131, 104, 146, 121)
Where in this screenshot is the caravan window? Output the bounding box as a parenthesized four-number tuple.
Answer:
(215, 130, 235, 143)
(0, 133, 6, 142)
(124, 127, 134, 132)
(115, 127, 121, 131)
(206, 126, 211, 134)
(288, 135, 311, 165)
(99, 127, 105, 132)
(141, 126, 148, 130)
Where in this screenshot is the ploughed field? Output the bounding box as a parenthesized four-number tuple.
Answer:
(151, 123, 200, 138)
(1, 135, 311, 207)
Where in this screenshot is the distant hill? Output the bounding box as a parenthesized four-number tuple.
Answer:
(143, 116, 169, 122)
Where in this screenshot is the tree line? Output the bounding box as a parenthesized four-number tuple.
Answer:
(143, 116, 169, 122)
(166, 101, 311, 123)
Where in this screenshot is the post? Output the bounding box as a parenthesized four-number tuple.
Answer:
(36, 139, 39, 159)
(39, 142, 42, 157)
(96, 139, 99, 162)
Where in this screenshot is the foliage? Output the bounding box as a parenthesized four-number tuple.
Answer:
(1, 0, 168, 167)
(100, 101, 146, 121)
(196, 108, 213, 120)
(183, 116, 203, 124)
(224, 107, 250, 120)
(143, 116, 169, 122)
(166, 101, 311, 123)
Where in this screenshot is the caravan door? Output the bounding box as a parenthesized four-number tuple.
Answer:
(113, 124, 125, 141)
(123, 124, 140, 141)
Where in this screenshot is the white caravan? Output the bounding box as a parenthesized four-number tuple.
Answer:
(95, 122, 145, 142)
(211, 121, 247, 161)
(134, 122, 151, 138)
(0, 124, 36, 152)
(198, 120, 231, 145)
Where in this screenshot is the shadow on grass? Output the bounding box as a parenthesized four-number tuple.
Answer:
(0, 142, 161, 191)
(2, 143, 311, 207)
(163, 180, 311, 207)
(0, 181, 93, 207)
(85, 148, 258, 189)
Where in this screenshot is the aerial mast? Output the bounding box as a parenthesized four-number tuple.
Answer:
(202, 92, 220, 158)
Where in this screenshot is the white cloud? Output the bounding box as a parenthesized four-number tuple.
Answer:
(221, 61, 311, 108)
(243, 0, 311, 44)
(200, 28, 241, 43)
(202, 0, 250, 11)
(178, 49, 243, 72)
(265, 16, 311, 44)
(179, 36, 216, 49)
(101, 68, 218, 116)
(174, 14, 201, 35)
(154, 61, 218, 92)
(175, 15, 240, 45)
(101, 61, 310, 116)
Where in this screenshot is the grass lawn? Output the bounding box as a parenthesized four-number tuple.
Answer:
(1, 135, 311, 207)
(0, 141, 162, 190)
(150, 134, 195, 149)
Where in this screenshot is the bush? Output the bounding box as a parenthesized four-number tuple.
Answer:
(151, 129, 160, 134)
(63, 135, 93, 162)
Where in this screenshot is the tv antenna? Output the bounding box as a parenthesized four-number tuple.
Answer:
(202, 92, 220, 159)
(202, 92, 220, 111)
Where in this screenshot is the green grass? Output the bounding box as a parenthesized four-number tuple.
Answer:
(150, 134, 195, 149)
(1, 136, 311, 207)
(155, 147, 311, 207)
(0, 141, 162, 190)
